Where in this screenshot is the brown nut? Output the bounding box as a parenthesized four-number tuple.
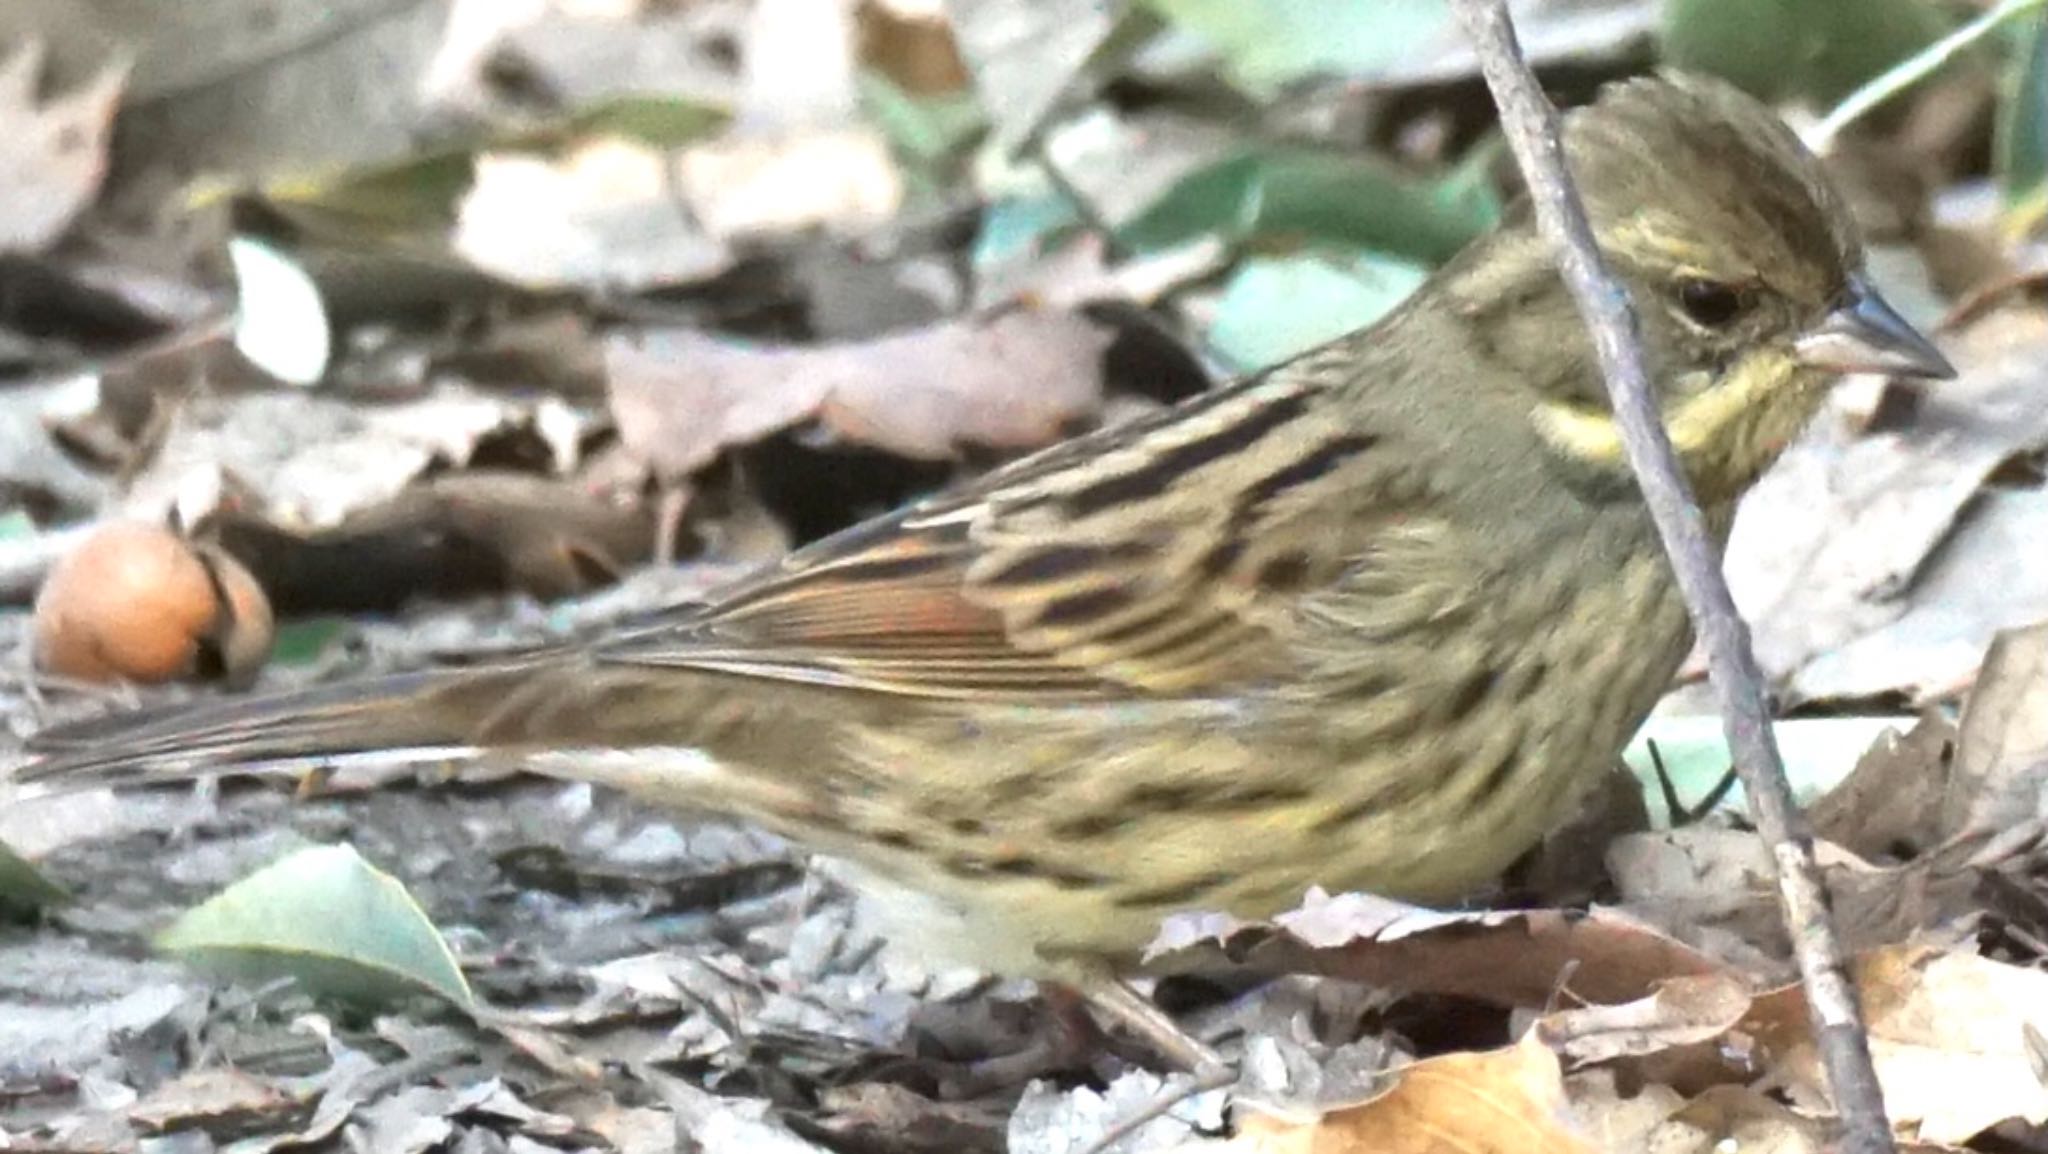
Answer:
(33, 521, 275, 685)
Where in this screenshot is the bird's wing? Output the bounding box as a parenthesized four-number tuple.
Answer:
(595, 363, 1399, 700)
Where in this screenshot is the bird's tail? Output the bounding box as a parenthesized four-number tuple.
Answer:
(12, 669, 515, 792)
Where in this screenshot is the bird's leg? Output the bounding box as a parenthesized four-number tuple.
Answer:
(1078, 976, 1229, 1075)
(939, 974, 1228, 1097)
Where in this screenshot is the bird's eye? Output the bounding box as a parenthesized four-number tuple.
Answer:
(1677, 279, 1748, 328)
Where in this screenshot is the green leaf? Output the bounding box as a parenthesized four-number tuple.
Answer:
(556, 93, 731, 150)
(1998, 7, 2048, 208)
(972, 193, 1085, 272)
(1624, 715, 1918, 827)
(267, 619, 347, 668)
(158, 844, 472, 1011)
(859, 70, 987, 168)
(1140, 0, 1452, 95)
(1662, 0, 1957, 106)
(0, 840, 68, 916)
(1119, 145, 1499, 265)
(1205, 251, 1428, 372)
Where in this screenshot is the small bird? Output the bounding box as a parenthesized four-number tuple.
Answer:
(15, 75, 1951, 1067)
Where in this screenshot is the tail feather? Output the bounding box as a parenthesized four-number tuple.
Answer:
(16, 670, 489, 791)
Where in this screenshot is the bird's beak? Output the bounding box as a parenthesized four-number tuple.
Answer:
(1793, 275, 1955, 380)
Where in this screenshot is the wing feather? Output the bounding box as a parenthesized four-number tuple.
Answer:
(597, 358, 1405, 700)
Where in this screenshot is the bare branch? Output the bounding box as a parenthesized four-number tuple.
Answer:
(1443, 4, 1896, 1151)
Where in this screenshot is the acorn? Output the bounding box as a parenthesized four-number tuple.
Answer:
(34, 521, 274, 686)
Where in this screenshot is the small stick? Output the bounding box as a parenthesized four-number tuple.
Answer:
(1443, 3, 1896, 1152)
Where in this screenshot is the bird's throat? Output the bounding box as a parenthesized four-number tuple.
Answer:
(1529, 350, 1822, 510)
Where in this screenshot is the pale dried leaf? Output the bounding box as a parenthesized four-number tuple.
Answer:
(0, 42, 124, 253)
(1580, 1082, 1831, 1154)
(1727, 306, 2048, 697)
(127, 1068, 291, 1135)
(607, 308, 1112, 476)
(945, 0, 1120, 148)
(1791, 488, 2048, 703)
(456, 140, 732, 291)
(1746, 945, 2048, 1144)
(124, 387, 553, 531)
(1730, 307, 2048, 704)
(677, 128, 902, 240)
(1949, 621, 2048, 833)
(1537, 975, 1753, 1067)
(1228, 1033, 1594, 1154)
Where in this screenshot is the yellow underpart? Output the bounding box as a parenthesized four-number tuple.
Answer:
(1530, 351, 1798, 467)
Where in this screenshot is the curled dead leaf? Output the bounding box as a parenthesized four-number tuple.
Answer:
(606, 307, 1115, 477)
(1536, 974, 1754, 1068)
(1148, 890, 1735, 1009)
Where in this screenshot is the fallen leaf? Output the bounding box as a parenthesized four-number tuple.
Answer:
(1536, 974, 1753, 1067)
(944, 0, 1128, 148)
(1745, 944, 2048, 1144)
(118, 383, 573, 532)
(1230, 1032, 1594, 1153)
(158, 843, 474, 1011)
(1948, 620, 2048, 833)
(128, 1068, 292, 1136)
(1791, 486, 2048, 703)
(1149, 891, 1736, 1008)
(455, 138, 732, 292)
(1726, 305, 2048, 703)
(1575, 1081, 1832, 1154)
(606, 307, 1114, 476)
(0, 838, 67, 914)
(676, 128, 903, 241)
(1807, 712, 1958, 858)
(0, 41, 125, 254)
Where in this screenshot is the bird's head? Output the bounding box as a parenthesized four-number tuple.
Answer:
(1455, 73, 1953, 502)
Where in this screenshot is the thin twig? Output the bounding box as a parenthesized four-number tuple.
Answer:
(1809, 0, 2047, 151)
(1444, 4, 1895, 1152)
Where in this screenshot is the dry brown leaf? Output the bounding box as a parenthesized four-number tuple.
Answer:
(857, 0, 971, 96)
(128, 1067, 291, 1135)
(1576, 1082, 1831, 1154)
(0, 41, 124, 254)
(1744, 944, 2048, 1144)
(115, 382, 583, 533)
(1536, 974, 1753, 1067)
(607, 308, 1113, 477)
(1562, 1072, 1688, 1154)
(1605, 828, 1959, 962)
(1227, 1033, 1593, 1154)
(1149, 891, 1735, 1008)
(1727, 306, 2048, 705)
(1808, 712, 1958, 858)
(1947, 621, 2048, 834)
